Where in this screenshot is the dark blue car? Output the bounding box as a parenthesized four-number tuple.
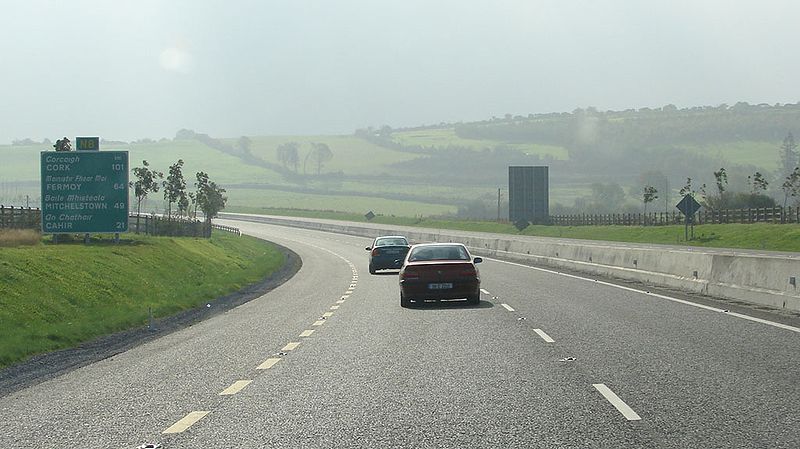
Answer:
(366, 235, 411, 274)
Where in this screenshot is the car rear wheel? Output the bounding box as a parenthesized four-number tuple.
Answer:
(400, 293, 412, 308)
(369, 264, 376, 275)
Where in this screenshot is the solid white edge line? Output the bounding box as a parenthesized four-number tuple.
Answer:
(486, 257, 800, 334)
(501, 303, 515, 312)
(533, 328, 555, 343)
(593, 384, 641, 421)
(480, 288, 490, 295)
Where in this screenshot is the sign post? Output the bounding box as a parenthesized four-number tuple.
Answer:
(675, 194, 702, 241)
(41, 151, 129, 235)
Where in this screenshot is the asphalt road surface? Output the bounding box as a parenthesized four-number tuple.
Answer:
(1, 220, 799, 448)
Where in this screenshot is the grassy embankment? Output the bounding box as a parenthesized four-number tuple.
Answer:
(228, 207, 800, 253)
(0, 232, 285, 368)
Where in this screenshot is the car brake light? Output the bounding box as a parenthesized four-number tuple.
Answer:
(371, 248, 380, 256)
(461, 268, 477, 276)
(401, 270, 419, 280)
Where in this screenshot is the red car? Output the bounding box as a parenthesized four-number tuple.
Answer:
(398, 243, 482, 307)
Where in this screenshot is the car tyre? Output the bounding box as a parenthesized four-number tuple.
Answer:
(400, 293, 412, 308)
(369, 264, 376, 275)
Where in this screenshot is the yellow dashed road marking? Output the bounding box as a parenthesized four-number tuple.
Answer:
(330, 305, 340, 310)
(163, 411, 210, 434)
(322, 312, 334, 318)
(313, 320, 326, 326)
(282, 342, 301, 351)
(256, 358, 281, 370)
(219, 380, 252, 396)
(300, 330, 315, 337)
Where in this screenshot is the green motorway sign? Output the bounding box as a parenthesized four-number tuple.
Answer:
(75, 136, 99, 151)
(40, 151, 129, 233)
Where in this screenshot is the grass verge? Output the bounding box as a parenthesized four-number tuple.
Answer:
(0, 232, 284, 368)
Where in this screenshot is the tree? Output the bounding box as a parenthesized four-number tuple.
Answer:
(129, 160, 163, 233)
(779, 133, 798, 180)
(642, 185, 658, 214)
(187, 191, 197, 218)
(177, 192, 190, 217)
(195, 171, 228, 236)
(679, 178, 693, 197)
(781, 167, 800, 208)
(748, 172, 769, 195)
(704, 167, 729, 210)
(238, 136, 251, 152)
(276, 142, 299, 171)
(310, 142, 333, 175)
(713, 168, 727, 196)
(163, 159, 186, 217)
(680, 177, 705, 198)
(53, 137, 71, 152)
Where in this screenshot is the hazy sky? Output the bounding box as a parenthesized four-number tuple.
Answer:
(2, 0, 799, 143)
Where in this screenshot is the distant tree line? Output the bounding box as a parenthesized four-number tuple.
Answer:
(453, 102, 800, 147)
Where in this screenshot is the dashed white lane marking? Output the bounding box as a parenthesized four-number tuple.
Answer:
(300, 330, 315, 337)
(593, 384, 642, 421)
(256, 358, 281, 370)
(219, 380, 252, 396)
(313, 320, 326, 326)
(533, 328, 555, 343)
(488, 257, 800, 334)
(501, 303, 515, 312)
(341, 294, 350, 299)
(480, 288, 491, 295)
(336, 300, 346, 304)
(322, 312, 334, 318)
(163, 411, 210, 434)
(282, 342, 300, 351)
(330, 305, 340, 310)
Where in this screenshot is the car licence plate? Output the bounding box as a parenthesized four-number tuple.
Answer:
(428, 283, 453, 290)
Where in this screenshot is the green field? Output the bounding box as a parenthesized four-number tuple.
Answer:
(239, 135, 419, 175)
(682, 141, 781, 171)
(0, 232, 285, 368)
(227, 187, 456, 217)
(391, 128, 570, 160)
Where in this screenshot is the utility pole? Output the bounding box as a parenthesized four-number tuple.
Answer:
(497, 188, 502, 222)
(664, 178, 669, 214)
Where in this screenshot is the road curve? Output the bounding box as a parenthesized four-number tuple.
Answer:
(1, 220, 798, 448)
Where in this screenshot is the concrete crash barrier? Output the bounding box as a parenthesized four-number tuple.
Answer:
(221, 213, 800, 312)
